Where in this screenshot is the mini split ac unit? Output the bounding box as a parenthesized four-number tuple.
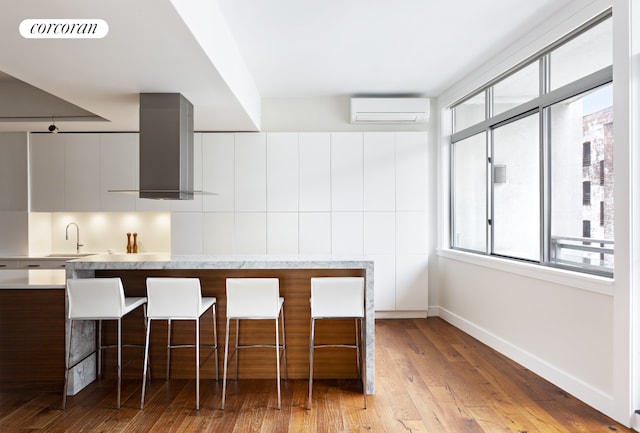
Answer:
(350, 97, 430, 124)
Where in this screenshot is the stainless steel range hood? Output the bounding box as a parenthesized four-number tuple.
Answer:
(139, 93, 194, 200)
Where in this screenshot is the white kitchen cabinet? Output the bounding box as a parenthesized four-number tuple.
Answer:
(170, 133, 203, 213)
(99, 133, 138, 211)
(331, 211, 363, 255)
(171, 212, 203, 254)
(30, 134, 65, 211)
(396, 132, 428, 211)
(267, 212, 298, 254)
(202, 133, 235, 212)
(0, 132, 28, 211)
(234, 133, 266, 212)
(331, 133, 363, 211)
(202, 212, 235, 254)
(65, 134, 101, 211)
(299, 212, 331, 255)
(299, 133, 331, 212)
(266, 133, 298, 212)
(234, 212, 266, 254)
(364, 132, 395, 211)
(370, 255, 396, 311)
(396, 254, 429, 311)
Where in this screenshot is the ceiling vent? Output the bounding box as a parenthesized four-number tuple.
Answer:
(350, 98, 430, 124)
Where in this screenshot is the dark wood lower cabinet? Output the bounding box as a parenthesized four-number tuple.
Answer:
(0, 289, 65, 384)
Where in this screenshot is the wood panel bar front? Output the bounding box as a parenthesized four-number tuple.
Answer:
(64, 254, 374, 395)
(95, 268, 364, 381)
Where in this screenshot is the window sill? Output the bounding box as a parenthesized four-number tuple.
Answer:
(437, 248, 614, 296)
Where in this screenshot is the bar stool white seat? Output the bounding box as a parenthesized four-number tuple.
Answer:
(222, 278, 287, 410)
(140, 277, 218, 410)
(63, 277, 147, 409)
(308, 277, 366, 409)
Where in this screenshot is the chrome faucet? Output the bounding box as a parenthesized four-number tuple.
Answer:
(65, 222, 83, 254)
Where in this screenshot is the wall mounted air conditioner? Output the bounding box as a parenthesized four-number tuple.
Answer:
(350, 97, 430, 124)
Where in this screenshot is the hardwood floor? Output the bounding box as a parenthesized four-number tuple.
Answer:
(0, 318, 633, 432)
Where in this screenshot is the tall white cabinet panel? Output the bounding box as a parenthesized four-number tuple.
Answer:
(371, 255, 396, 311)
(171, 212, 203, 254)
(267, 133, 299, 212)
(203, 212, 235, 254)
(30, 134, 65, 211)
(299, 133, 331, 212)
(299, 212, 331, 254)
(235, 133, 266, 212)
(100, 133, 138, 211)
(235, 212, 266, 254)
(202, 133, 235, 212)
(267, 212, 299, 254)
(396, 255, 429, 311)
(364, 132, 395, 211)
(331, 133, 363, 211)
(364, 212, 395, 255)
(65, 134, 101, 211)
(0, 133, 28, 211)
(396, 211, 428, 254)
(171, 133, 203, 213)
(331, 212, 363, 255)
(396, 132, 428, 211)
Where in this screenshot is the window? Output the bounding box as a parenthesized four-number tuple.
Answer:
(492, 113, 540, 261)
(452, 133, 487, 252)
(493, 62, 539, 117)
(450, 12, 613, 276)
(583, 142, 591, 167)
(453, 92, 485, 133)
(582, 181, 591, 205)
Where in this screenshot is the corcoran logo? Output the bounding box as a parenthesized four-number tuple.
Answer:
(19, 19, 108, 39)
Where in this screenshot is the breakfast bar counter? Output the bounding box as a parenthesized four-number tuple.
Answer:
(65, 254, 375, 395)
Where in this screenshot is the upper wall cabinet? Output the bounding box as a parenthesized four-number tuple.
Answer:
(0, 132, 28, 212)
(100, 133, 139, 211)
(65, 134, 101, 211)
(202, 133, 235, 212)
(396, 132, 428, 211)
(267, 133, 299, 212)
(30, 134, 65, 211)
(235, 133, 266, 212)
(299, 133, 331, 212)
(331, 133, 363, 212)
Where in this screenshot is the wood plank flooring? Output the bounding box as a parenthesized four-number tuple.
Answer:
(0, 318, 633, 432)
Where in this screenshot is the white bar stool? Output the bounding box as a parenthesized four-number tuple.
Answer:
(63, 277, 147, 410)
(140, 277, 218, 410)
(308, 277, 366, 409)
(222, 278, 287, 410)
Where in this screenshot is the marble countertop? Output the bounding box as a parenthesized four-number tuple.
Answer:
(65, 253, 374, 271)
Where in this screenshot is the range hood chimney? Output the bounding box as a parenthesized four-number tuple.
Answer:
(139, 93, 194, 200)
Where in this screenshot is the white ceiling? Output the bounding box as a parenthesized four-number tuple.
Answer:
(0, 0, 574, 133)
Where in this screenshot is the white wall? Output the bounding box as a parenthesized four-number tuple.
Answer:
(437, 0, 634, 426)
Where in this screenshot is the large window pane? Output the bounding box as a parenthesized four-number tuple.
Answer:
(550, 17, 612, 91)
(492, 113, 540, 261)
(550, 84, 613, 274)
(452, 133, 487, 252)
(453, 92, 485, 133)
(493, 62, 539, 116)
